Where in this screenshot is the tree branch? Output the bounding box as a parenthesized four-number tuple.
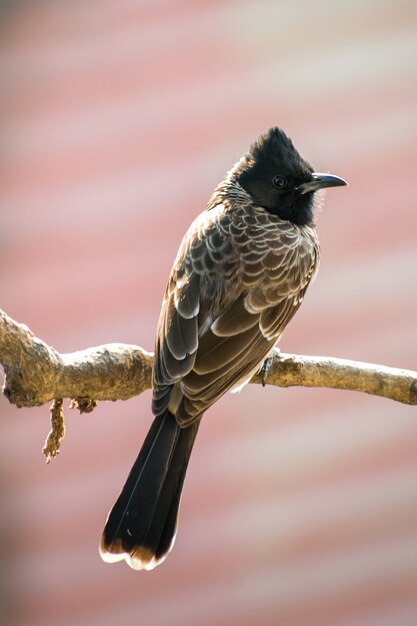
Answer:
(0, 309, 153, 407)
(1, 308, 416, 459)
(251, 351, 417, 405)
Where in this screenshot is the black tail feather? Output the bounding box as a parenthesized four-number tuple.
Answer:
(99, 410, 199, 570)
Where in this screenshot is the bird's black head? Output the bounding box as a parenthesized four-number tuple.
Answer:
(234, 127, 346, 226)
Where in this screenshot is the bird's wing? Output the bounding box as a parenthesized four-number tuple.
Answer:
(152, 205, 318, 427)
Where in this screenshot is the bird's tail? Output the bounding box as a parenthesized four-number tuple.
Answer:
(99, 410, 199, 570)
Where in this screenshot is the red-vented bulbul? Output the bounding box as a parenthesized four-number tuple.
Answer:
(99, 127, 346, 570)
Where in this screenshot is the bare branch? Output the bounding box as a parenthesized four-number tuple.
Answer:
(251, 349, 417, 405)
(0, 309, 153, 407)
(1, 309, 416, 411)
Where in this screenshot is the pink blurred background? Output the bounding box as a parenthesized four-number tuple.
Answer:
(1, 1, 417, 625)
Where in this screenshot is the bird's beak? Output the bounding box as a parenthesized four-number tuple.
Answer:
(297, 173, 347, 195)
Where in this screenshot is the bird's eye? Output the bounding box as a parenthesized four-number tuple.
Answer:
(272, 175, 287, 189)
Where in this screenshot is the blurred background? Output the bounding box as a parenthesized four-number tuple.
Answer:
(1, 1, 417, 625)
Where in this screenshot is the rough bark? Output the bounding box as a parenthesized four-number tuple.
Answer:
(1, 308, 416, 460)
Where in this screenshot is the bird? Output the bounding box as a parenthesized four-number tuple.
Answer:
(99, 127, 347, 570)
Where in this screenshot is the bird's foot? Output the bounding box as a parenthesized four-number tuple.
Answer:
(260, 348, 281, 387)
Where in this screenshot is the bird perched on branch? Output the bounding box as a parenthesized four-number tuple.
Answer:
(99, 127, 347, 570)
